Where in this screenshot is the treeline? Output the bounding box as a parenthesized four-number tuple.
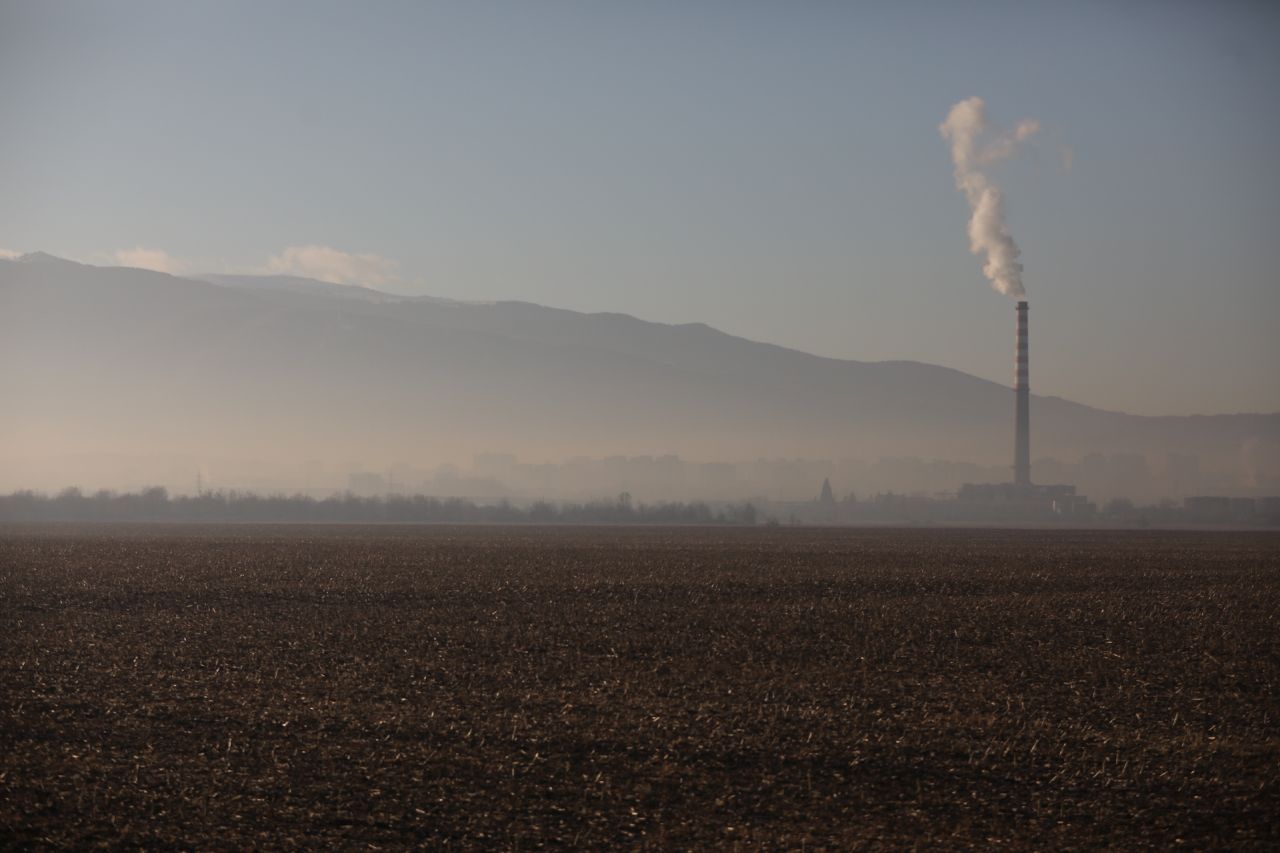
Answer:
(0, 488, 759, 526)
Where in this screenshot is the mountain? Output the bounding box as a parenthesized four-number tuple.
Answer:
(2, 253, 1277, 495)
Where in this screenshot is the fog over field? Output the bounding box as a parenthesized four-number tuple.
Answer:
(3, 253, 1276, 502)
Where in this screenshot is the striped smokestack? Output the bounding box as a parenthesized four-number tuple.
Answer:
(1014, 300, 1031, 488)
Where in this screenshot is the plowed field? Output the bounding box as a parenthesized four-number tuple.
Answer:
(2, 525, 1277, 848)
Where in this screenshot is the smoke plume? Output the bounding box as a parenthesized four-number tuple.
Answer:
(939, 97, 1039, 298)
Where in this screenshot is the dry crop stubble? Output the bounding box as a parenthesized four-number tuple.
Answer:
(1, 525, 1277, 848)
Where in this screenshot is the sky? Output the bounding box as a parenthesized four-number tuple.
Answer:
(2, 0, 1278, 417)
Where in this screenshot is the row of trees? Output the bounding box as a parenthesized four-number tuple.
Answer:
(0, 488, 760, 526)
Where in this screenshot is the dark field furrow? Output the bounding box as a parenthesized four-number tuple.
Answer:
(1, 525, 1277, 849)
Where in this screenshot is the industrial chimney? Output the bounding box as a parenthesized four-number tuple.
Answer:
(1014, 300, 1031, 488)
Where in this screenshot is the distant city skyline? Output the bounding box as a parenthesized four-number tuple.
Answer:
(3, 1, 1278, 416)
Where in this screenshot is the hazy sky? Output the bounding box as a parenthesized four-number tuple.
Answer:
(2, 1, 1277, 416)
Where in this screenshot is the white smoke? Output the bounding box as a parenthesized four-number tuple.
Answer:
(939, 97, 1039, 299)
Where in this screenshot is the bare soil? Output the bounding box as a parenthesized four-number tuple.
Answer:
(2, 525, 1277, 849)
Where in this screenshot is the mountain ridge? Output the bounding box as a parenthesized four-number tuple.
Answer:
(12, 253, 1278, 419)
(2, 253, 1277, 495)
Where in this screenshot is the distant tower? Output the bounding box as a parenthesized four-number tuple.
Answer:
(819, 478, 835, 505)
(1014, 300, 1031, 488)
